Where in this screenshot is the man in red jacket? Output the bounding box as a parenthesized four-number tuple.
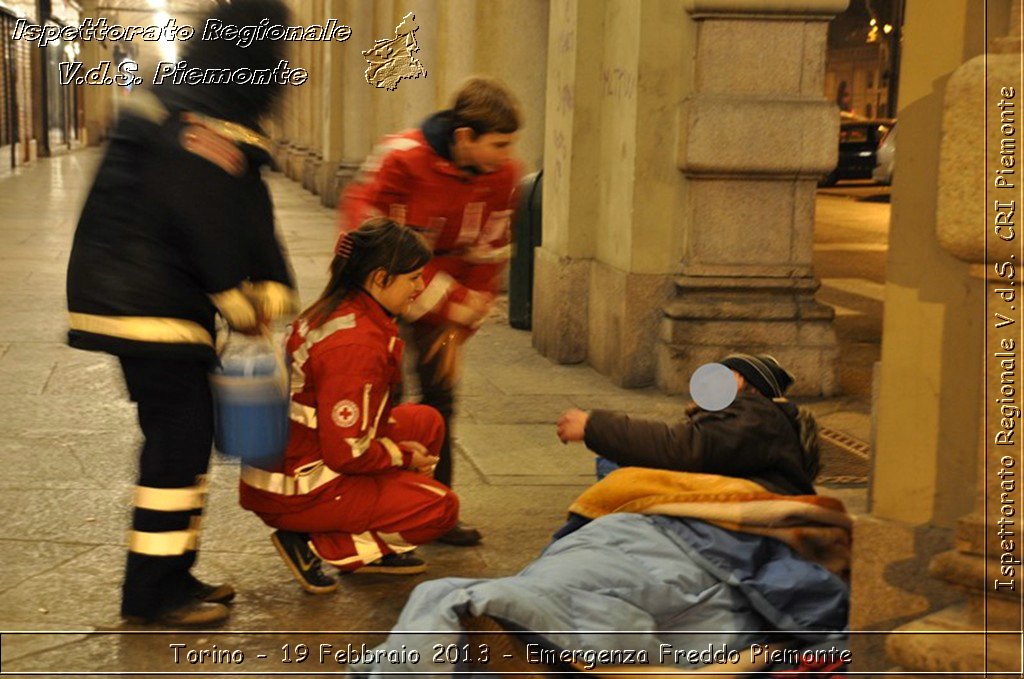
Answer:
(339, 77, 522, 546)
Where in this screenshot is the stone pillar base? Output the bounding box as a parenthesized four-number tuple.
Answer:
(84, 121, 105, 147)
(271, 142, 289, 173)
(13, 141, 35, 165)
(326, 162, 361, 210)
(871, 509, 1022, 674)
(588, 261, 673, 387)
(887, 603, 1020, 674)
(286, 147, 307, 181)
(532, 246, 589, 365)
(317, 163, 339, 209)
(656, 274, 838, 396)
(848, 514, 960, 673)
(302, 153, 321, 194)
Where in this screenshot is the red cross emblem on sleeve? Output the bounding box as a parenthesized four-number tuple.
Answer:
(331, 400, 360, 428)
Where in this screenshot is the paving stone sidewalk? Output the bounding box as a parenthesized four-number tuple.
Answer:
(0, 152, 867, 674)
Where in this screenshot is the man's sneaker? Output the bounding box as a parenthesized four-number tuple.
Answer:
(437, 522, 482, 547)
(189, 578, 236, 605)
(270, 530, 339, 594)
(354, 552, 427, 575)
(123, 599, 230, 627)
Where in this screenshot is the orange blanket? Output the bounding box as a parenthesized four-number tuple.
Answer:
(569, 467, 852, 579)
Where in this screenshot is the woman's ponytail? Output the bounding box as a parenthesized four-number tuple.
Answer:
(301, 218, 431, 327)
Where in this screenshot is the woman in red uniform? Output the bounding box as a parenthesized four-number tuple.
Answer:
(241, 219, 459, 592)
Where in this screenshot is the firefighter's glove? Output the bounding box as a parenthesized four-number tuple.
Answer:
(209, 287, 259, 333)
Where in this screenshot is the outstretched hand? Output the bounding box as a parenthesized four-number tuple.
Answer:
(556, 408, 589, 444)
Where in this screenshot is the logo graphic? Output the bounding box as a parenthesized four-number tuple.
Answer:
(292, 546, 317, 572)
(363, 12, 426, 91)
(331, 400, 360, 428)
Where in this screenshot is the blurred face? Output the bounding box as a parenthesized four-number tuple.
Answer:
(453, 128, 516, 173)
(369, 267, 425, 316)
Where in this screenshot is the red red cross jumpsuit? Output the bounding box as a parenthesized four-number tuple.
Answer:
(339, 127, 520, 328)
(338, 124, 521, 492)
(239, 291, 458, 570)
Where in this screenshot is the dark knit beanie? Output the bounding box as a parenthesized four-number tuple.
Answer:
(719, 353, 794, 398)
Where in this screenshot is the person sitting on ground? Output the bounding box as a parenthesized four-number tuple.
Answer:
(348, 355, 847, 676)
(557, 353, 819, 495)
(240, 219, 459, 593)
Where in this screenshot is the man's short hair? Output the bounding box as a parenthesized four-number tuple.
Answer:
(451, 76, 522, 136)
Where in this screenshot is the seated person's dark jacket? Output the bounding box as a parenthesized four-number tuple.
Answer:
(583, 393, 816, 495)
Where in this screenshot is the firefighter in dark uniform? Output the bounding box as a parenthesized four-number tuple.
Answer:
(65, 0, 295, 626)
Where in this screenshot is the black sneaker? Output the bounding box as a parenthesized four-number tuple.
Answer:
(270, 530, 339, 594)
(354, 552, 427, 575)
(122, 598, 230, 627)
(188, 577, 236, 604)
(437, 522, 482, 547)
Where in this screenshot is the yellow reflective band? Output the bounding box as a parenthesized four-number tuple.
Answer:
(380, 437, 403, 467)
(240, 461, 341, 496)
(353, 531, 381, 562)
(290, 313, 358, 394)
(316, 532, 384, 567)
(69, 313, 213, 346)
(361, 383, 371, 430)
(415, 482, 449, 497)
(134, 485, 204, 512)
(128, 529, 196, 556)
(184, 112, 273, 154)
(290, 401, 318, 428)
(378, 531, 416, 552)
(345, 432, 372, 459)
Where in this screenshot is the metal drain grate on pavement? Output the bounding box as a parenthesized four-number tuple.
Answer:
(816, 426, 870, 485)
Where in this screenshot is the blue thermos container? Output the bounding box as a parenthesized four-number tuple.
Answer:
(211, 336, 290, 468)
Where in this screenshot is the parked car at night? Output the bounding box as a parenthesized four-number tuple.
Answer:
(872, 121, 897, 185)
(819, 118, 894, 186)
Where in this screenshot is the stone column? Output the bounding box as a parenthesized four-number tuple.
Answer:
(302, 0, 326, 194)
(534, 0, 842, 390)
(392, 0, 439, 131)
(436, 0, 478, 105)
(273, 1, 295, 171)
(863, 0, 1022, 673)
(77, 0, 115, 147)
(472, 0, 549, 171)
(315, 0, 346, 206)
(532, 0, 605, 366)
(328, 0, 376, 208)
(659, 0, 845, 396)
(285, 1, 312, 180)
(369, 0, 400, 141)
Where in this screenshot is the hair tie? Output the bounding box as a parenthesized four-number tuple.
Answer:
(336, 232, 354, 258)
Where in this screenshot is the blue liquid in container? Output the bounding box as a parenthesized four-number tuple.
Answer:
(211, 341, 290, 468)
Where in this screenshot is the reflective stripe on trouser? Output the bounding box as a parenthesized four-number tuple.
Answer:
(119, 356, 214, 618)
(306, 474, 459, 570)
(254, 404, 458, 571)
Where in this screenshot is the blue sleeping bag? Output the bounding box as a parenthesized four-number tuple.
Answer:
(350, 513, 849, 677)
